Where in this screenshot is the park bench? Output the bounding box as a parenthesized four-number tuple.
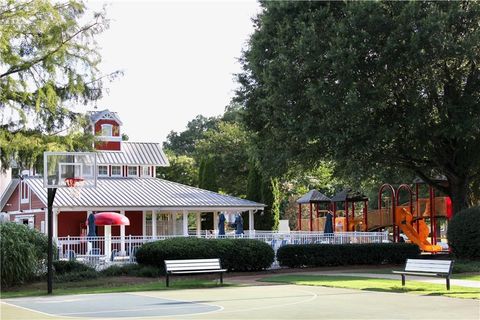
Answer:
(392, 259, 454, 290)
(164, 258, 227, 287)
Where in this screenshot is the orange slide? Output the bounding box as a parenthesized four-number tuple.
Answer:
(395, 207, 442, 253)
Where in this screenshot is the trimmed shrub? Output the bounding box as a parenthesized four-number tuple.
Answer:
(53, 260, 94, 275)
(54, 269, 98, 282)
(447, 206, 480, 260)
(135, 237, 274, 272)
(276, 243, 420, 268)
(0, 222, 48, 287)
(100, 264, 162, 277)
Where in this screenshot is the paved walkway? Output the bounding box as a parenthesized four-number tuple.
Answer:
(228, 269, 480, 288)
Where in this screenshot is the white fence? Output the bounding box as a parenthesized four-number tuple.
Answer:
(56, 231, 389, 268)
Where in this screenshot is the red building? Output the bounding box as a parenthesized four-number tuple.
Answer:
(1, 110, 263, 242)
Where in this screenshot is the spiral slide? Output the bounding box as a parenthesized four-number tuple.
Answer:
(395, 207, 442, 253)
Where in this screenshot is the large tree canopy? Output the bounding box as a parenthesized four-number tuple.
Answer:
(0, 0, 118, 169)
(238, 1, 480, 214)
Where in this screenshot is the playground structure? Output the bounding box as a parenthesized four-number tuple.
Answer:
(296, 178, 452, 252)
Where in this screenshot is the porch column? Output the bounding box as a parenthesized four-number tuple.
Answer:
(171, 212, 177, 235)
(213, 212, 218, 233)
(152, 211, 157, 238)
(142, 211, 147, 238)
(104, 225, 112, 260)
(44, 208, 48, 234)
(249, 210, 254, 238)
(53, 209, 59, 238)
(196, 212, 201, 237)
(120, 210, 126, 254)
(182, 210, 188, 236)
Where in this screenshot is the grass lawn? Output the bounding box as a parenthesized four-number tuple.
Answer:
(260, 274, 480, 300)
(1, 276, 229, 299)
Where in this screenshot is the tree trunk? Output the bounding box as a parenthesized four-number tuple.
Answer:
(448, 175, 470, 216)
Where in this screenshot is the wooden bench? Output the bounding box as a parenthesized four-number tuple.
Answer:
(164, 258, 227, 287)
(392, 259, 454, 290)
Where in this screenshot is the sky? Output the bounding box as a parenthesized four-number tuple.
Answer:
(83, 0, 261, 144)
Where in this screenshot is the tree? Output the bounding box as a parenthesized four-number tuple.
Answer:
(238, 1, 480, 214)
(163, 115, 218, 156)
(195, 121, 251, 196)
(0, 0, 119, 169)
(246, 162, 262, 202)
(198, 157, 218, 230)
(156, 151, 198, 186)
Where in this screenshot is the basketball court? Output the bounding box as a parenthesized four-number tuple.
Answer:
(2, 283, 479, 320)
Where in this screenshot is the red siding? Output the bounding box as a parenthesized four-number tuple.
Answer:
(125, 211, 142, 235)
(94, 119, 120, 136)
(58, 211, 87, 237)
(2, 185, 19, 212)
(35, 212, 45, 230)
(95, 141, 121, 151)
(31, 192, 45, 209)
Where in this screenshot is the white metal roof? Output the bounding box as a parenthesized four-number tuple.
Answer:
(25, 177, 264, 211)
(97, 142, 169, 166)
(88, 109, 123, 125)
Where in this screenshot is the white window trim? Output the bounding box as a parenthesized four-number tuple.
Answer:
(127, 166, 138, 177)
(20, 181, 29, 204)
(111, 165, 122, 177)
(98, 165, 109, 177)
(141, 166, 151, 177)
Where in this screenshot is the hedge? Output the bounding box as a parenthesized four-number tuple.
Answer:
(447, 206, 480, 259)
(135, 237, 274, 272)
(276, 243, 420, 268)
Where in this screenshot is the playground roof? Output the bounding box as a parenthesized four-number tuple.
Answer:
(331, 189, 368, 202)
(296, 189, 331, 204)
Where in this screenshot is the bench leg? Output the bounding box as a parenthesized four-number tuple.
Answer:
(401, 274, 405, 287)
(220, 272, 223, 285)
(166, 274, 169, 287)
(446, 277, 450, 291)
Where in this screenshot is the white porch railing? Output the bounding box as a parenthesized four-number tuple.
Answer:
(56, 231, 389, 269)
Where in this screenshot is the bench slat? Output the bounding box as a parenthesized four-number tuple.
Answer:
(165, 259, 220, 264)
(170, 269, 227, 275)
(405, 259, 452, 273)
(166, 266, 221, 271)
(166, 262, 221, 268)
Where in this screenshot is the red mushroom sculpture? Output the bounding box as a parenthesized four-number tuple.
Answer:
(86, 212, 130, 261)
(92, 212, 130, 226)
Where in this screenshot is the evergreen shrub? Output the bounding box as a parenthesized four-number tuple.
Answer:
(53, 260, 94, 275)
(447, 206, 480, 260)
(0, 222, 48, 287)
(135, 237, 274, 272)
(276, 243, 420, 268)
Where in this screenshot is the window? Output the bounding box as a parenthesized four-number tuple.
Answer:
(20, 181, 29, 203)
(128, 166, 138, 177)
(111, 165, 122, 176)
(101, 124, 113, 137)
(98, 165, 108, 176)
(141, 166, 151, 177)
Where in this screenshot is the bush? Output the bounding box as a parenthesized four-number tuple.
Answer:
(0, 222, 48, 287)
(100, 264, 162, 277)
(54, 269, 99, 282)
(276, 243, 420, 268)
(53, 260, 94, 275)
(447, 206, 480, 260)
(136, 237, 274, 272)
